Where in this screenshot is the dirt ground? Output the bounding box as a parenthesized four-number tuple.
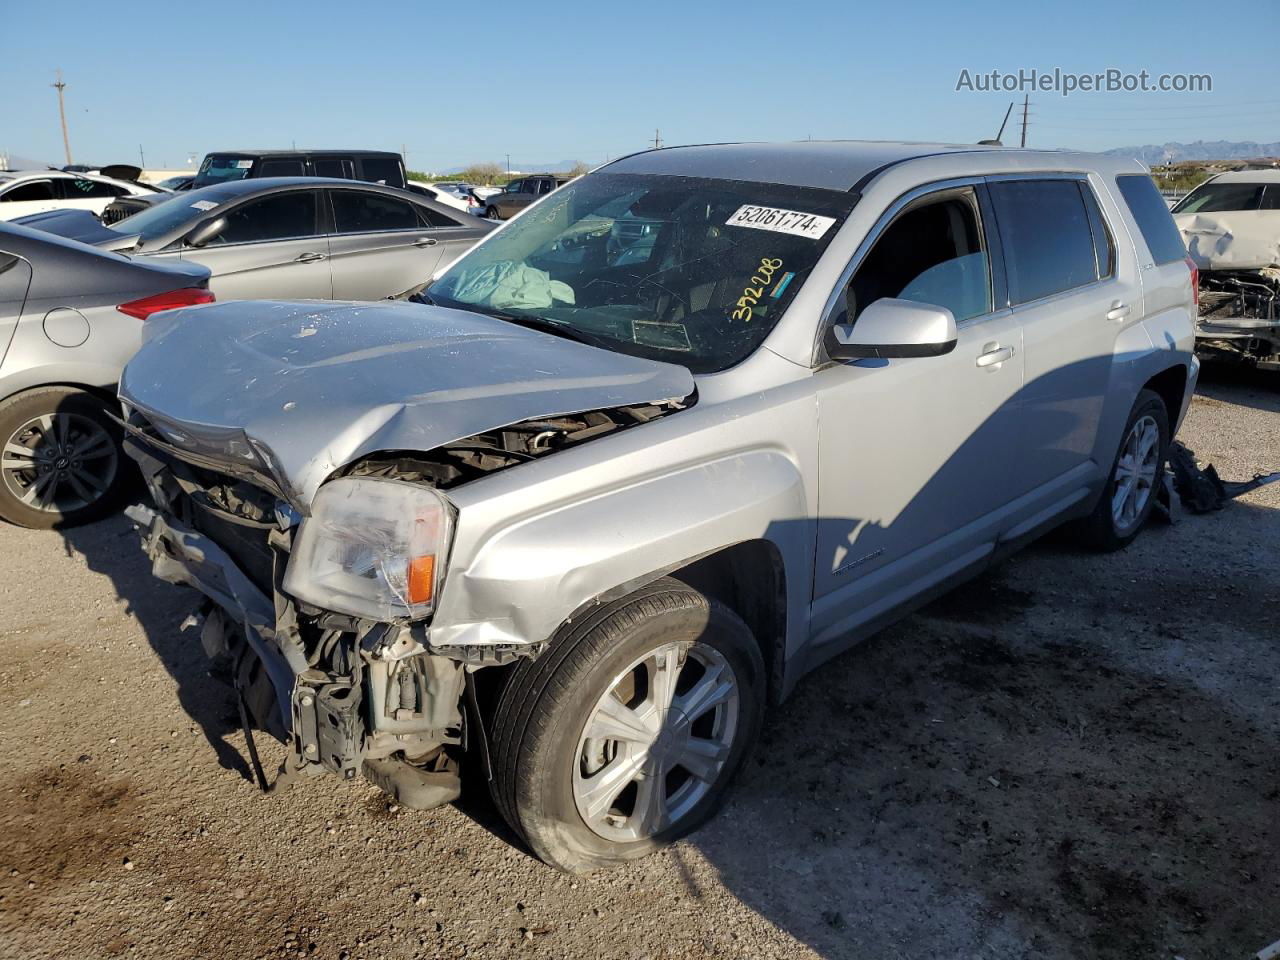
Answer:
(1, 365, 1278, 960)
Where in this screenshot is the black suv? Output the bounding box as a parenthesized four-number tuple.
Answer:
(101, 150, 408, 224)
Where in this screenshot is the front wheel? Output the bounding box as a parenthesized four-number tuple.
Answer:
(489, 578, 765, 873)
(1075, 388, 1169, 551)
(486, 206, 500, 220)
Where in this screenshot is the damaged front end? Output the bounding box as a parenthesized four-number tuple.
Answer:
(119, 391, 689, 806)
(1179, 211, 1280, 368)
(1195, 267, 1280, 369)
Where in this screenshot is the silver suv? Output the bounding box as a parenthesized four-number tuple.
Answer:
(120, 141, 1198, 872)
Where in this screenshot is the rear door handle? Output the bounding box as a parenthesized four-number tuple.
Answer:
(1106, 300, 1131, 322)
(294, 252, 326, 263)
(976, 344, 1014, 368)
(414, 237, 439, 247)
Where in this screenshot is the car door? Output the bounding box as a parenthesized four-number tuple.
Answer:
(177, 188, 332, 300)
(0, 179, 60, 220)
(985, 175, 1138, 520)
(494, 179, 525, 218)
(327, 188, 446, 299)
(809, 181, 1024, 647)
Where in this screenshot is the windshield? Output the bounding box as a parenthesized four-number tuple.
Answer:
(427, 173, 854, 373)
(192, 154, 255, 188)
(1172, 181, 1277, 214)
(107, 184, 240, 241)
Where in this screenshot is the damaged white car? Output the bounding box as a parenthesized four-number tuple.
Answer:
(1173, 170, 1280, 369)
(120, 142, 1197, 871)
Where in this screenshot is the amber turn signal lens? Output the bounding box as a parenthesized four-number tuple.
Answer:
(407, 555, 436, 605)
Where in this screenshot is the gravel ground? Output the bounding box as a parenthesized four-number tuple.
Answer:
(1, 365, 1278, 960)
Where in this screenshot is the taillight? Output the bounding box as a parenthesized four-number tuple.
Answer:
(1184, 255, 1199, 310)
(117, 287, 215, 320)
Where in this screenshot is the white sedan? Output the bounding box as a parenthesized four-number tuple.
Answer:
(0, 170, 161, 221)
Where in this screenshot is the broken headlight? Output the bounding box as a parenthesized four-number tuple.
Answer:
(284, 477, 453, 622)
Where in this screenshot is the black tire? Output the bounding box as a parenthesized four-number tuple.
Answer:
(486, 206, 500, 220)
(0, 387, 128, 529)
(1074, 388, 1170, 551)
(489, 577, 765, 873)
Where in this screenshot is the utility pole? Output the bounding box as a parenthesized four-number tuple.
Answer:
(1019, 94, 1030, 148)
(138, 144, 145, 168)
(653, 129, 662, 150)
(505, 153, 511, 173)
(52, 69, 72, 166)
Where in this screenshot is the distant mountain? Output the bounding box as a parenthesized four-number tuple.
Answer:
(0, 151, 53, 172)
(1104, 140, 1280, 164)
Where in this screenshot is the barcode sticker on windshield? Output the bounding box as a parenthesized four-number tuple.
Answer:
(190, 200, 218, 211)
(726, 205, 836, 240)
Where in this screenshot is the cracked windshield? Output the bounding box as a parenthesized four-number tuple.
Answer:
(427, 173, 856, 372)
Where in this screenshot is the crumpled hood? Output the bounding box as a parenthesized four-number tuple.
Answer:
(119, 300, 695, 509)
(12, 208, 140, 250)
(1176, 211, 1280, 271)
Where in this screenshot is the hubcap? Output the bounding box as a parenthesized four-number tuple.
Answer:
(1, 412, 117, 514)
(1111, 413, 1160, 534)
(573, 641, 740, 842)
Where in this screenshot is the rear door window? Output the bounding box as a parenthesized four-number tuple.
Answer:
(257, 158, 306, 177)
(989, 179, 1100, 305)
(59, 178, 125, 199)
(313, 158, 356, 179)
(1115, 174, 1188, 265)
(212, 191, 321, 244)
(331, 190, 421, 233)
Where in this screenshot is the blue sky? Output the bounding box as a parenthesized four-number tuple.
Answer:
(2, 0, 1277, 171)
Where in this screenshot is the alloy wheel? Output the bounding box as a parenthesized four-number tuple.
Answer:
(573, 640, 740, 842)
(1, 412, 118, 514)
(1111, 413, 1160, 534)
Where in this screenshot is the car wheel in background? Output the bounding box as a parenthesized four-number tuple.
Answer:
(489, 577, 765, 873)
(486, 206, 500, 220)
(1075, 388, 1169, 551)
(0, 386, 128, 529)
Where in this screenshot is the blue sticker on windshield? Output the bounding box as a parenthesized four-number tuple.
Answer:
(771, 272, 795, 299)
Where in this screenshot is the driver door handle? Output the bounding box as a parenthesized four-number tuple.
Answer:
(294, 251, 326, 263)
(976, 344, 1014, 368)
(414, 237, 439, 247)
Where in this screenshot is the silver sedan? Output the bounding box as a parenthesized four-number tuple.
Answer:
(15, 177, 493, 302)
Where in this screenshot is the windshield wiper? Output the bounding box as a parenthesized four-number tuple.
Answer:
(485, 311, 617, 350)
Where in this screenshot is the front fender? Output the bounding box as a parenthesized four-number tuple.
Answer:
(428, 448, 812, 654)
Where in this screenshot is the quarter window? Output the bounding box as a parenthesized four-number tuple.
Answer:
(847, 188, 992, 324)
(331, 191, 420, 233)
(1, 181, 56, 202)
(211, 191, 320, 244)
(988, 179, 1099, 305)
(1115, 174, 1187, 266)
(359, 158, 404, 187)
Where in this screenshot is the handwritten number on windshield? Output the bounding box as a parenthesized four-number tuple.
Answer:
(731, 258, 783, 322)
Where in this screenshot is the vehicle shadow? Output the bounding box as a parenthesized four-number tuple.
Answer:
(683, 502, 1280, 960)
(56, 507, 255, 783)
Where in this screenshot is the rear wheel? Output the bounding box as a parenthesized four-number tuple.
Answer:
(489, 578, 765, 873)
(1075, 388, 1169, 551)
(486, 206, 500, 220)
(0, 387, 127, 529)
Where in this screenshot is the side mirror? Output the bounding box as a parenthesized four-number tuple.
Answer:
(825, 297, 958, 361)
(184, 217, 226, 248)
